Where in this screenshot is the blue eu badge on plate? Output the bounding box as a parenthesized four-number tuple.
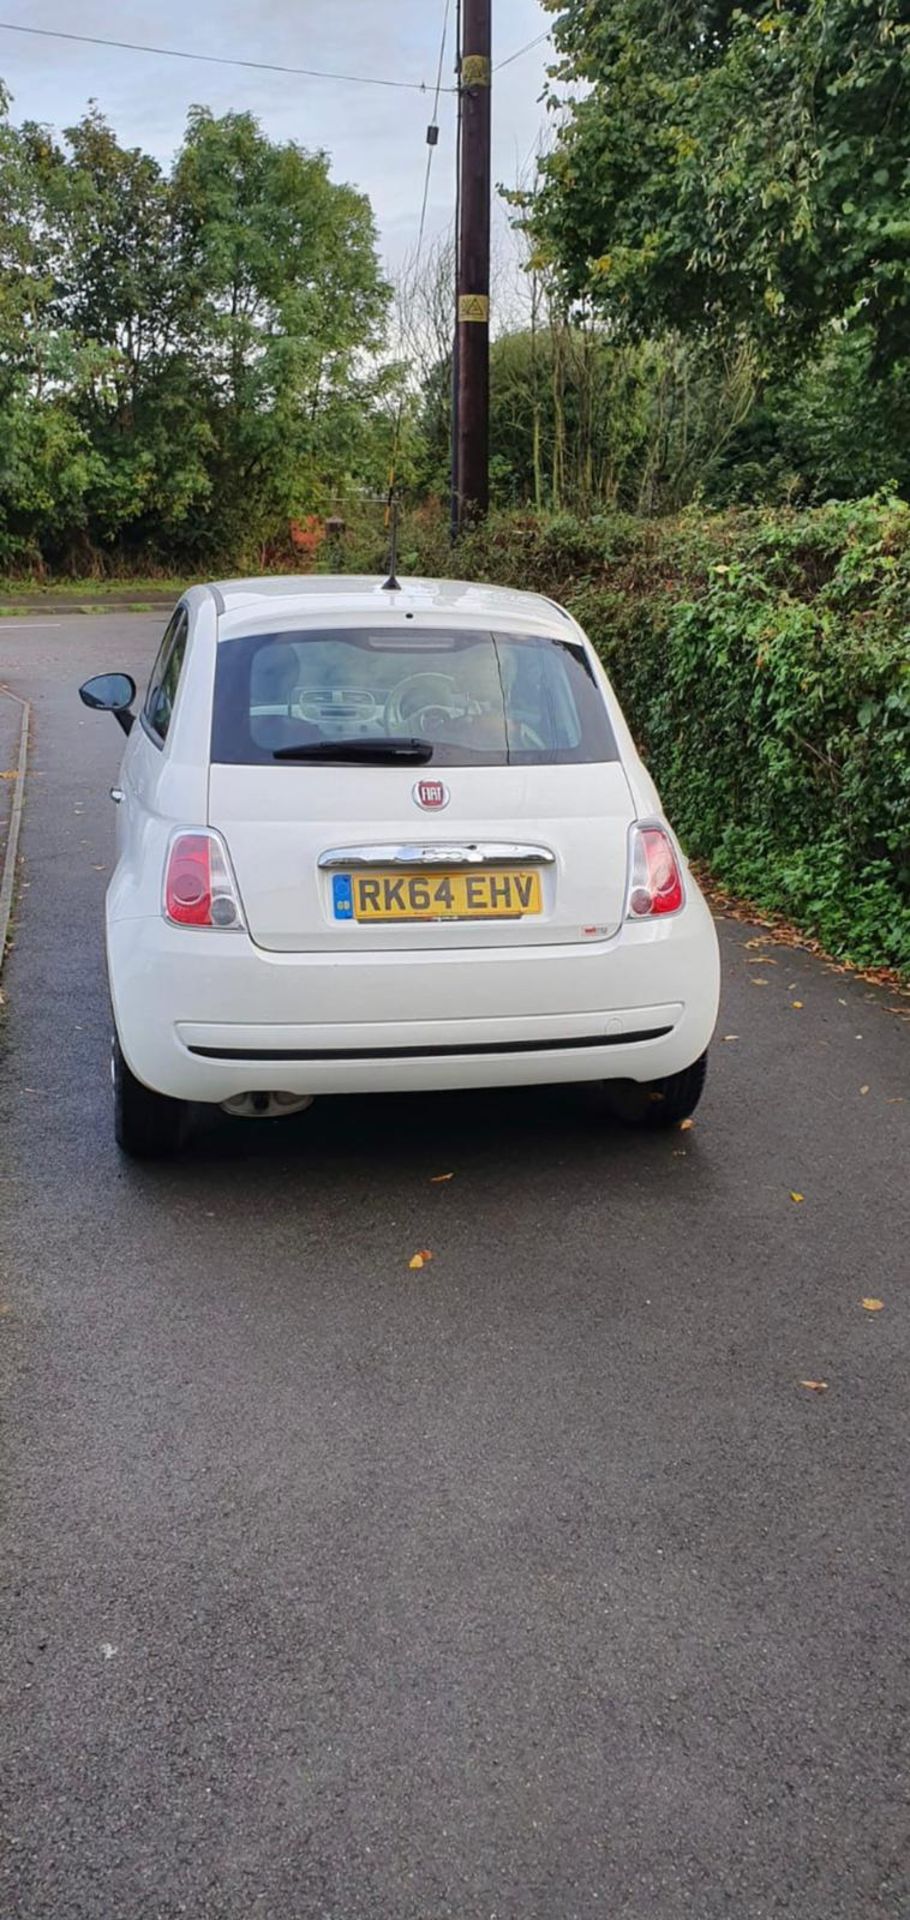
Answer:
(333, 874, 353, 919)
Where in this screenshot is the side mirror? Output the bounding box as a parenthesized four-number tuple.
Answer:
(79, 673, 137, 736)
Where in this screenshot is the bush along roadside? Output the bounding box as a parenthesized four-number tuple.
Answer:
(335, 496, 910, 973)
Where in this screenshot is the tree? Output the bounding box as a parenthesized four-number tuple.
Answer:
(171, 108, 391, 551)
(533, 0, 910, 366)
(0, 92, 392, 567)
(0, 90, 99, 564)
(33, 107, 210, 550)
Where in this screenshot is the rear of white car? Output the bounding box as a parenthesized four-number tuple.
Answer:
(90, 577, 719, 1154)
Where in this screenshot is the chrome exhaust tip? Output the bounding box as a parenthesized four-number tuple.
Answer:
(220, 1091, 314, 1120)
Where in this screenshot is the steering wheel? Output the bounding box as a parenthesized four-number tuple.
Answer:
(384, 671, 467, 734)
(384, 672, 551, 750)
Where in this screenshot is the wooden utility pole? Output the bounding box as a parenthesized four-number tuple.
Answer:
(453, 0, 491, 529)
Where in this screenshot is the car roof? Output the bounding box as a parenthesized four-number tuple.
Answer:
(202, 574, 574, 637)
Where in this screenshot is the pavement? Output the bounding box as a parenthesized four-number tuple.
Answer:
(1, 615, 908, 1920)
(1, 594, 177, 616)
(0, 686, 27, 884)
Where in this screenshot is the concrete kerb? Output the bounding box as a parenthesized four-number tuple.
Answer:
(0, 689, 30, 973)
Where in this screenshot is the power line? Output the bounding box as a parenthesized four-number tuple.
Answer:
(0, 20, 448, 94)
(496, 28, 550, 72)
(387, 0, 453, 512)
(0, 14, 548, 88)
(415, 0, 452, 266)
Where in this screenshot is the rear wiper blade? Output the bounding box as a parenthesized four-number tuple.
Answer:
(272, 737, 434, 764)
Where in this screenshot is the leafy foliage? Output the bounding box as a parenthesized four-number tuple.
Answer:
(0, 96, 391, 570)
(336, 494, 910, 971)
(534, 0, 910, 365)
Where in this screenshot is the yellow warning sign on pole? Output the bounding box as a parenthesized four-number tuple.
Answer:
(458, 293, 489, 324)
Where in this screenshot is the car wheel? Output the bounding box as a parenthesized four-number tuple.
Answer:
(112, 1034, 188, 1158)
(604, 1050, 708, 1129)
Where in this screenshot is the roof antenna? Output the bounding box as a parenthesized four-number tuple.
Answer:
(381, 492, 400, 592)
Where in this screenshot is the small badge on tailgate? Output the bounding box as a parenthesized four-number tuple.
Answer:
(413, 778, 449, 811)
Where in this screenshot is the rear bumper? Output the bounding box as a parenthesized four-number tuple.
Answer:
(108, 897, 720, 1103)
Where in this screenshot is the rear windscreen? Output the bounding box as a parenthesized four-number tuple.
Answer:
(211, 627, 618, 766)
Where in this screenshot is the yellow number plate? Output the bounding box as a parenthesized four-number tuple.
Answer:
(347, 868, 542, 922)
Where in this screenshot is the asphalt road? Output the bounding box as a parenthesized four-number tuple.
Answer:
(1, 616, 908, 1920)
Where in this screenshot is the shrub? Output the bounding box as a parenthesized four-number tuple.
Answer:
(337, 497, 910, 971)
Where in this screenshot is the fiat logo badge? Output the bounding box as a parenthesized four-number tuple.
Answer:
(413, 777, 449, 811)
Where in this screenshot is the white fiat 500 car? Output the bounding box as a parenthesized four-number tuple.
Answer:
(79, 576, 719, 1156)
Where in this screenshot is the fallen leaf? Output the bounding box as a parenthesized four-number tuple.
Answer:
(721, 1033, 739, 1042)
(694, 871, 910, 996)
(860, 1085, 869, 1095)
(799, 1379, 828, 1393)
(408, 1249, 434, 1270)
(790, 1191, 804, 1203)
(751, 977, 769, 986)
(861, 1297, 884, 1312)
(791, 1000, 803, 1009)
(678, 1117, 695, 1131)
(430, 1173, 454, 1183)
(838, 998, 847, 1006)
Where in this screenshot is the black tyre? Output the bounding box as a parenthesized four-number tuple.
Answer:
(112, 1034, 188, 1158)
(604, 1050, 708, 1129)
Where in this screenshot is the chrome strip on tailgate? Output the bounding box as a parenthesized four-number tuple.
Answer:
(317, 842, 556, 870)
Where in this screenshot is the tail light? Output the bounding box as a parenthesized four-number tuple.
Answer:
(164, 831, 245, 929)
(626, 825, 684, 918)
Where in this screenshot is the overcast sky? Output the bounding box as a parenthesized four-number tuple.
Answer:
(0, 1, 553, 274)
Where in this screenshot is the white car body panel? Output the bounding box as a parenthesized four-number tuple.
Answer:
(102, 576, 720, 1105)
(208, 760, 637, 952)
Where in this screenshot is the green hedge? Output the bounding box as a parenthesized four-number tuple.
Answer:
(340, 497, 910, 971)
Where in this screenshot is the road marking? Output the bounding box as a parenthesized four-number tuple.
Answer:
(0, 621, 62, 628)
